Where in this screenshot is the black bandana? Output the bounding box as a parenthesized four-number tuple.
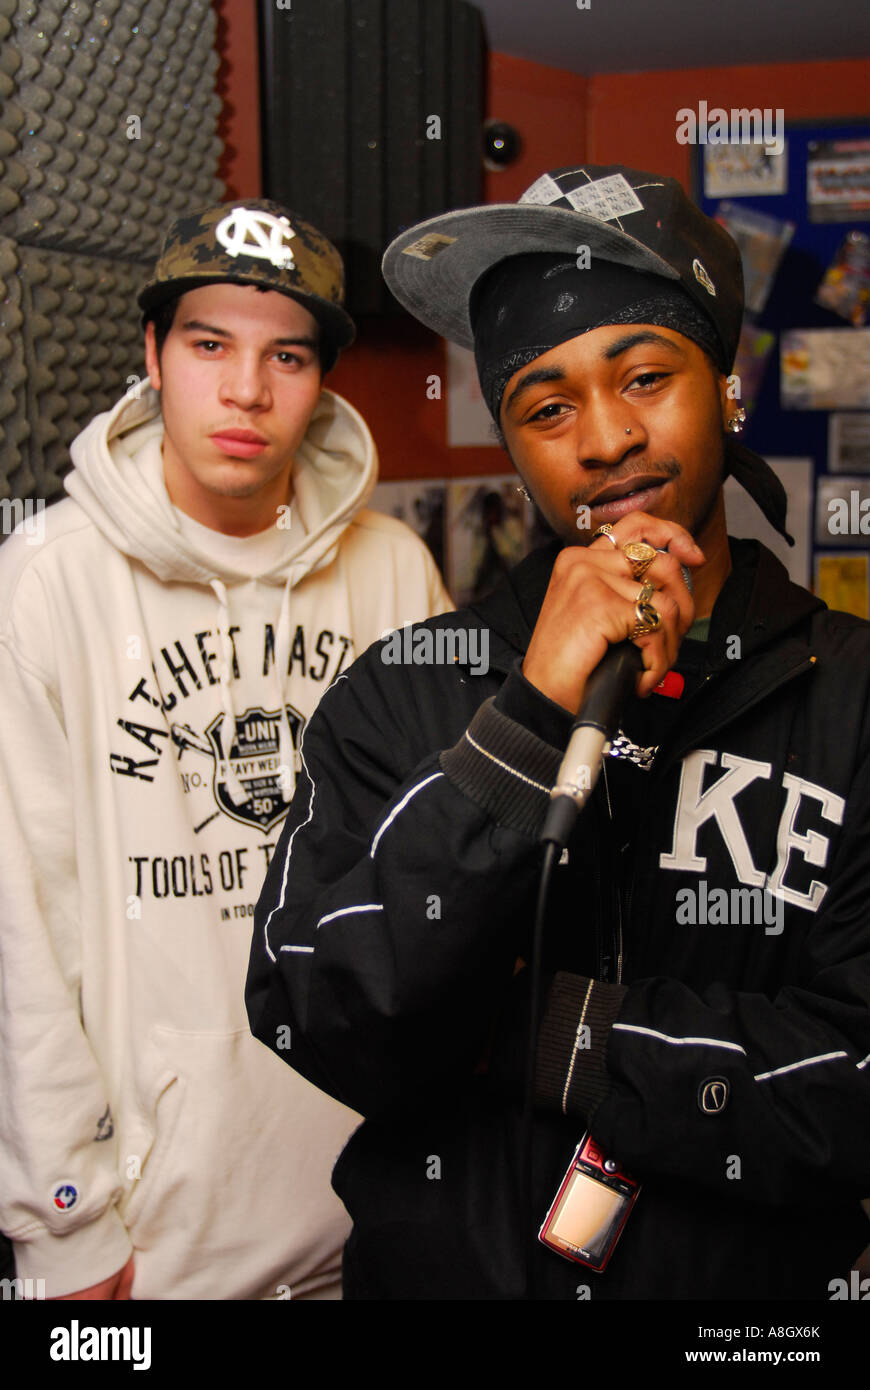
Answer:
(470, 253, 726, 422)
(469, 253, 792, 544)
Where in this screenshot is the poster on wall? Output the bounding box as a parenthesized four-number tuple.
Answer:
(828, 413, 870, 473)
(703, 142, 788, 199)
(814, 230, 870, 325)
(724, 457, 812, 588)
(807, 139, 870, 223)
(446, 476, 527, 607)
(714, 202, 794, 313)
(731, 323, 776, 415)
(815, 475, 870, 547)
(446, 340, 498, 448)
(815, 554, 869, 620)
(781, 328, 870, 409)
(369, 480, 447, 577)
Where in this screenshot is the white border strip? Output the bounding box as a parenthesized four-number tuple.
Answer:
(262, 676, 347, 962)
(464, 730, 551, 794)
(315, 903, 384, 930)
(370, 771, 443, 858)
(612, 1022, 747, 1055)
(754, 1050, 847, 1082)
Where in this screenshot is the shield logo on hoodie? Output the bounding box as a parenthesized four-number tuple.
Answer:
(205, 704, 304, 831)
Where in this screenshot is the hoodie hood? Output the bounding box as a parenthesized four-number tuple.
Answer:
(65, 382, 378, 587)
(64, 380, 379, 806)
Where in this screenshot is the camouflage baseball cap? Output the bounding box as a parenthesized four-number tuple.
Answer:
(138, 198, 356, 369)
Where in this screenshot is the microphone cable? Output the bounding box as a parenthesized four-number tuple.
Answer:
(520, 836, 558, 1301)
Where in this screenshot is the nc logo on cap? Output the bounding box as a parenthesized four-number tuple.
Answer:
(216, 208, 297, 271)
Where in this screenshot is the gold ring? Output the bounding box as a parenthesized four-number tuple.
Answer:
(592, 524, 619, 549)
(630, 600, 661, 639)
(636, 580, 655, 605)
(622, 540, 658, 580)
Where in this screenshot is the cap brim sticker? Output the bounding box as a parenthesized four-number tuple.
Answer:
(566, 174, 644, 221)
(401, 233, 457, 261)
(519, 172, 564, 206)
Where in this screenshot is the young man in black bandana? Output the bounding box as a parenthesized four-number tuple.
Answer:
(247, 166, 870, 1301)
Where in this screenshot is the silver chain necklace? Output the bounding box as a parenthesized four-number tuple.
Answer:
(607, 729, 658, 770)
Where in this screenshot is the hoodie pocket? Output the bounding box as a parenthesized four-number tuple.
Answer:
(120, 1060, 185, 1236)
(121, 1025, 356, 1299)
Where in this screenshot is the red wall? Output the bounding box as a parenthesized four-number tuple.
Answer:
(212, 4, 870, 481)
(213, 0, 262, 200)
(587, 60, 870, 187)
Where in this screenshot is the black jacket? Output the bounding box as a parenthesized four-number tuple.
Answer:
(246, 539, 870, 1300)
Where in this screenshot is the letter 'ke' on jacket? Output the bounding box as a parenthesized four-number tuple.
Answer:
(247, 538, 870, 1300)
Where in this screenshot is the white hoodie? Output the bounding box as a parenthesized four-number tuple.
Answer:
(0, 384, 451, 1299)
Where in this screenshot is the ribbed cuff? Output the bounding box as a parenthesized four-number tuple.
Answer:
(494, 662, 574, 748)
(440, 695, 563, 838)
(535, 972, 627, 1122)
(12, 1205, 132, 1299)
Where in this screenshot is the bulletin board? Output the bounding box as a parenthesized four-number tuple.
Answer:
(692, 121, 870, 618)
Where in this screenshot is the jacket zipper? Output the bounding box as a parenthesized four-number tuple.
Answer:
(600, 761, 623, 984)
(590, 803, 604, 980)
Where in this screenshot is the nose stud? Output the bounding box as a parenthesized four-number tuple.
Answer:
(625, 427, 632, 435)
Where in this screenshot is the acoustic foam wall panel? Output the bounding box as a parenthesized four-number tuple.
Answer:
(260, 0, 485, 316)
(0, 237, 31, 499)
(4, 0, 223, 257)
(18, 244, 146, 499)
(0, 0, 224, 503)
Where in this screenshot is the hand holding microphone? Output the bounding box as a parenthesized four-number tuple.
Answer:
(523, 513, 701, 715)
(521, 513, 702, 847)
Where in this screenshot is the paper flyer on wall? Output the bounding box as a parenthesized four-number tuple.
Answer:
(724, 457, 812, 588)
(731, 323, 776, 415)
(369, 480, 447, 577)
(828, 413, 870, 473)
(781, 328, 870, 409)
(446, 476, 527, 606)
(714, 201, 794, 314)
(703, 142, 787, 198)
(815, 475, 870, 547)
(814, 230, 870, 326)
(815, 554, 869, 620)
(807, 139, 870, 224)
(446, 340, 498, 447)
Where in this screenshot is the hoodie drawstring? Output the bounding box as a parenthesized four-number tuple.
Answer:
(209, 578, 248, 807)
(274, 573, 297, 802)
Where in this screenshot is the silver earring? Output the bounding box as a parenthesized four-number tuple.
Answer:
(516, 484, 531, 502)
(726, 408, 746, 434)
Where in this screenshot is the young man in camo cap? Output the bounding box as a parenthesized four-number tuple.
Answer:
(0, 197, 450, 1300)
(248, 166, 870, 1300)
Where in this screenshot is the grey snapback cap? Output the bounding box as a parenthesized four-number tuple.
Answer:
(382, 164, 744, 372)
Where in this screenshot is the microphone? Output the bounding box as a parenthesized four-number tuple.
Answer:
(540, 562, 693, 849)
(540, 642, 642, 849)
